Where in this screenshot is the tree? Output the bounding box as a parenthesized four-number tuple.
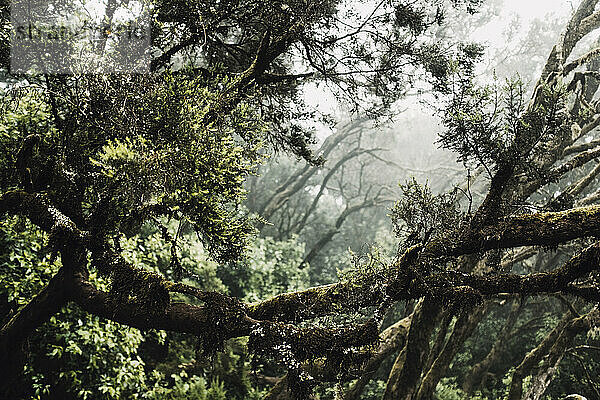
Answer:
(3, 0, 600, 400)
(362, 1, 600, 398)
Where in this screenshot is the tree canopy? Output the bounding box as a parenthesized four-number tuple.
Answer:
(3, 0, 600, 399)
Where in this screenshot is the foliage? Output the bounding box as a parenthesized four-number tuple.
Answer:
(0, 73, 263, 263)
(440, 76, 571, 173)
(0, 217, 150, 399)
(4, 0, 600, 399)
(218, 235, 309, 302)
(0, 216, 285, 399)
(120, 222, 227, 290)
(435, 378, 486, 400)
(391, 178, 463, 248)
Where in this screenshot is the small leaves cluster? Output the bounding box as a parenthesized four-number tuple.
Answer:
(0, 72, 266, 263)
(391, 178, 463, 250)
(440, 75, 571, 174)
(249, 319, 377, 399)
(337, 246, 392, 312)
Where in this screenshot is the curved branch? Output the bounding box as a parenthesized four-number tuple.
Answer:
(343, 316, 411, 400)
(426, 205, 600, 257)
(256, 119, 367, 225)
(300, 198, 383, 267)
(0, 268, 68, 389)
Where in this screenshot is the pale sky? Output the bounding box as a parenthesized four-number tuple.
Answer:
(504, 0, 574, 21)
(306, 0, 579, 119)
(473, 0, 574, 47)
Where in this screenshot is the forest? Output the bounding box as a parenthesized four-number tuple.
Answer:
(2, 0, 600, 399)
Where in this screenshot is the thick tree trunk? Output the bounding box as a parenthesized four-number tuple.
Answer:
(382, 299, 442, 400)
(343, 316, 411, 400)
(506, 314, 570, 400)
(506, 309, 598, 400)
(414, 304, 486, 400)
(523, 309, 598, 400)
(0, 269, 68, 392)
(423, 310, 453, 374)
(264, 375, 293, 400)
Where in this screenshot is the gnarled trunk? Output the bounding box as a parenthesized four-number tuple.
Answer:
(382, 299, 442, 400)
(523, 309, 598, 400)
(343, 316, 411, 400)
(414, 304, 487, 400)
(507, 309, 598, 400)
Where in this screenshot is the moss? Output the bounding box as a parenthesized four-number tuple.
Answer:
(248, 318, 379, 398)
(428, 205, 600, 257)
(100, 256, 171, 318)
